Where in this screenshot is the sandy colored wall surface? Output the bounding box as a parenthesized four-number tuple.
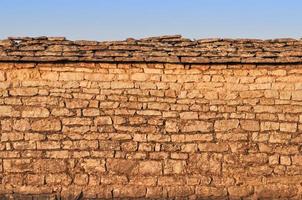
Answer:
(0, 61, 302, 199)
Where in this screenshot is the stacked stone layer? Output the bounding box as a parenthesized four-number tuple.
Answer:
(0, 36, 302, 199)
(1, 35, 302, 63)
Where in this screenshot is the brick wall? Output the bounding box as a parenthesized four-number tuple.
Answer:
(0, 62, 302, 199)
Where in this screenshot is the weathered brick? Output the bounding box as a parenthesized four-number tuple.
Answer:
(9, 88, 38, 96)
(198, 142, 229, 152)
(65, 99, 89, 108)
(31, 119, 61, 131)
(179, 112, 198, 119)
(196, 186, 227, 198)
(1, 132, 23, 141)
(3, 159, 32, 172)
(240, 120, 260, 131)
(130, 73, 149, 81)
(59, 72, 84, 80)
(84, 73, 114, 81)
(73, 174, 89, 186)
(94, 116, 112, 125)
(0, 71, 5, 81)
(107, 159, 138, 175)
(81, 159, 106, 173)
(21, 107, 50, 118)
(164, 160, 186, 174)
(13, 119, 31, 131)
(137, 161, 162, 175)
(41, 71, 59, 80)
(260, 121, 279, 131)
(46, 174, 72, 186)
(181, 121, 212, 132)
(165, 120, 179, 133)
(228, 186, 254, 198)
(280, 122, 297, 132)
(111, 81, 134, 89)
(214, 119, 239, 131)
(51, 108, 74, 116)
(0, 105, 19, 117)
(37, 141, 61, 150)
(83, 108, 100, 116)
(137, 110, 161, 116)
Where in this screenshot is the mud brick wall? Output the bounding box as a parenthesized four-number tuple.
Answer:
(1, 36, 302, 199)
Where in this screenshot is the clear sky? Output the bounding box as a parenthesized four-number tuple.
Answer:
(0, 0, 302, 41)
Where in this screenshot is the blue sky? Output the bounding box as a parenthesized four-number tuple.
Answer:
(0, 0, 301, 40)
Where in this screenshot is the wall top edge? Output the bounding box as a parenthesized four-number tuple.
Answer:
(1, 35, 302, 64)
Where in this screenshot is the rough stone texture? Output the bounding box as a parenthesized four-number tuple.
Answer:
(1, 35, 302, 64)
(0, 36, 302, 199)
